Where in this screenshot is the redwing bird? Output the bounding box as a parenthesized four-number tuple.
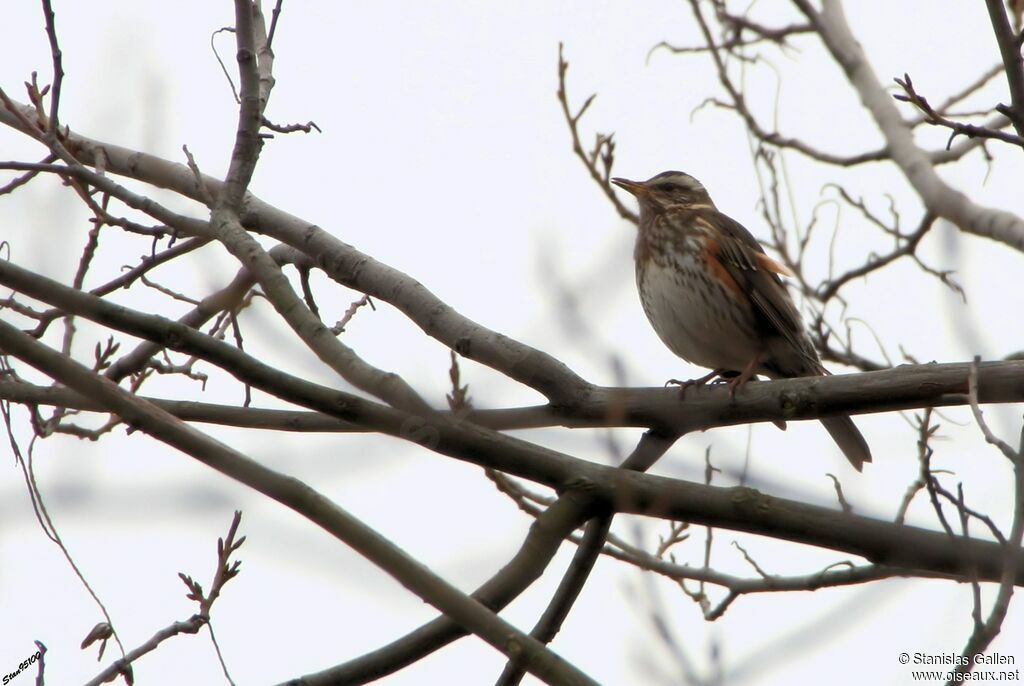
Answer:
(612, 170, 871, 470)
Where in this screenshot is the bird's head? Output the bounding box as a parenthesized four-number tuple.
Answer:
(611, 171, 714, 214)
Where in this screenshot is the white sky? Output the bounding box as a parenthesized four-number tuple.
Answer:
(2, 2, 1023, 685)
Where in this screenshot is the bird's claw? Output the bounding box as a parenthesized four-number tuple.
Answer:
(666, 368, 728, 399)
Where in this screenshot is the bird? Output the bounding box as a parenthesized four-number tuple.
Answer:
(611, 170, 872, 471)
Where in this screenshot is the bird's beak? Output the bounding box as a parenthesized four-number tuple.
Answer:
(611, 178, 648, 197)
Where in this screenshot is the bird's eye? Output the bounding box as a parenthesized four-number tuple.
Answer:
(656, 183, 678, 192)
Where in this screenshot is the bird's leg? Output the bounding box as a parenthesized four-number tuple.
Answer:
(667, 368, 729, 398)
(726, 353, 762, 399)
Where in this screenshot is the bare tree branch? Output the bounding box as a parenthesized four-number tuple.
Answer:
(495, 516, 613, 686)
(0, 101, 595, 405)
(3, 5, 1023, 683)
(793, 0, 1024, 251)
(950, 360, 1024, 680)
(894, 73, 1024, 149)
(983, 0, 1024, 137)
(0, 318, 600, 686)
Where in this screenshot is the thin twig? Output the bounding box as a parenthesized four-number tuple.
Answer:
(556, 43, 637, 223)
(210, 27, 241, 104)
(894, 73, 1024, 150)
(266, 0, 285, 50)
(85, 513, 244, 686)
(983, 0, 1024, 135)
(950, 359, 1024, 680)
(40, 0, 64, 142)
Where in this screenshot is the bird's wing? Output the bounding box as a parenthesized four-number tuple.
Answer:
(696, 211, 820, 369)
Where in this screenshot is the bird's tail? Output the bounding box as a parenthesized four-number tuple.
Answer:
(820, 415, 872, 471)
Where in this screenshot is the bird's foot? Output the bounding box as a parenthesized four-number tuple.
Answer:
(666, 368, 730, 398)
(726, 355, 762, 400)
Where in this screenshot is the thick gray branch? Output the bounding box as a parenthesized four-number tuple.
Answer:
(0, 99, 593, 407)
(794, 0, 1024, 251)
(0, 318, 599, 686)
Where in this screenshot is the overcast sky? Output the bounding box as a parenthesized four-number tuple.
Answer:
(2, 2, 1023, 685)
